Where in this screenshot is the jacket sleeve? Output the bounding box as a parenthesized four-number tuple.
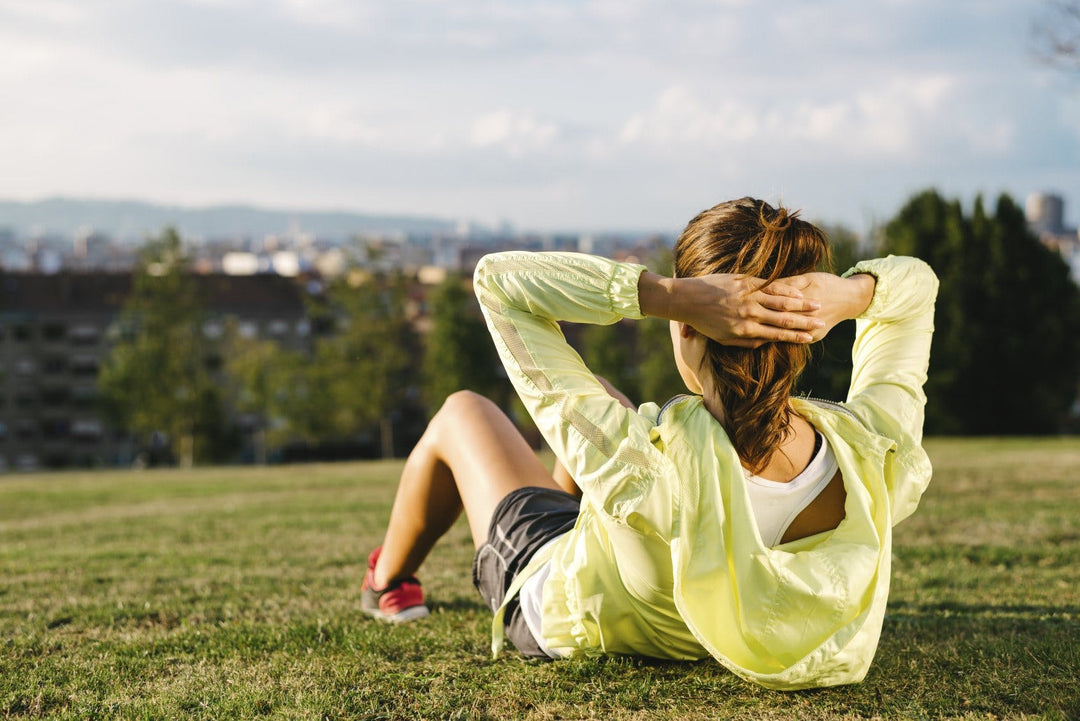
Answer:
(841, 255, 939, 524)
(473, 251, 663, 521)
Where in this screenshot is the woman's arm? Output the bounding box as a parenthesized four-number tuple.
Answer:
(473, 251, 823, 521)
(551, 374, 635, 498)
(786, 258, 938, 525)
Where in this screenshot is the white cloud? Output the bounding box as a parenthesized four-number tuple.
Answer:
(0, 0, 1075, 231)
(0, 0, 86, 24)
(274, 0, 373, 28)
(470, 109, 561, 156)
(615, 73, 988, 163)
(619, 86, 759, 146)
(302, 103, 381, 146)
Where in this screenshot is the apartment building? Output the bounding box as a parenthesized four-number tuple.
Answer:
(0, 272, 308, 471)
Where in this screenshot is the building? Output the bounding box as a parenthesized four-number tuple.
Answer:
(0, 272, 308, 471)
(1026, 192, 1080, 283)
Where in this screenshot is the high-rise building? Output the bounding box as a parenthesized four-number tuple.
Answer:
(1026, 192, 1066, 235)
(1026, 192, 1080, 283)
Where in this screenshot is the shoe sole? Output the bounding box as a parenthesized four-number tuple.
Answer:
(363, 604, 431, 624)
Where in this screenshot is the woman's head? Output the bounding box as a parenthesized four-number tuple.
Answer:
(673, 197, 830, 472)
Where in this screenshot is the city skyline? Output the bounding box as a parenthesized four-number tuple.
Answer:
(2, 1, 1078, 234)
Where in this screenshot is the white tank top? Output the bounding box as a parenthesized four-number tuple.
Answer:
(744, 432, 839, 547)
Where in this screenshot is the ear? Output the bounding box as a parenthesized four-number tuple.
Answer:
(679, 322, 696, 339)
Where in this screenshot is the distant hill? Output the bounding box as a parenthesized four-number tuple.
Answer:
(0, 197, 456, 242)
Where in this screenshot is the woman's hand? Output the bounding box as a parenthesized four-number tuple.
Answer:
(778, 272, 876, 341)
(638, 271, 825, 347)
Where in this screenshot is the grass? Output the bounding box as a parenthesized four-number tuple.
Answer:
(1, 438, 1078, 720)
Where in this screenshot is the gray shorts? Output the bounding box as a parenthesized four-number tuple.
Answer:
(471, 486, 580, 658)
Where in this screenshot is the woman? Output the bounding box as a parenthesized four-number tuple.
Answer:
(361, 197, 937, 689)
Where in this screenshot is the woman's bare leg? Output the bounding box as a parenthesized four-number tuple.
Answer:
(371, 390, 563, 589)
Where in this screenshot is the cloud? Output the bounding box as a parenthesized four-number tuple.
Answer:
(470, 109, 561, 156)
(619, 86, 759, 145)
(613, 72, 1014, 165)
(0, 0, 1075, 231)
(302, 103, 382, 146)
(275, 0, 373, 27)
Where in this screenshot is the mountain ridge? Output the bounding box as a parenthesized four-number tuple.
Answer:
(0, 197, 457, 242)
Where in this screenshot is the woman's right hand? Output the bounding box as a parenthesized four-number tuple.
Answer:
(677, 274, 826, 347)
(779, 272, 877, 341)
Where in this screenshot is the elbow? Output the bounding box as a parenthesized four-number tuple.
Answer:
(472, 250, 515, 288)
(472, 253, 492, 288)
(895, 255, 940, 304)
(908, 257, 939, 292)
(922, 262, 940, 304)
(473, 251, 533, 308)
(472, 253, 499, 303)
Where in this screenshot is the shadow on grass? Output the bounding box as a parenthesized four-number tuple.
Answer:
(886, 600, 1080, 618)
(863, 601, 1080, 718)
(429, 598, 488, 613)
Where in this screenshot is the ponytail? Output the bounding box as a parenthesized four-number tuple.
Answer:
(673, 198, 830, 472)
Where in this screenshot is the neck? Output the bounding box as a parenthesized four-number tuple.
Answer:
(697, 375, 733, 430)
(701, 383, 814, 482)
(754, 413, 815, 481)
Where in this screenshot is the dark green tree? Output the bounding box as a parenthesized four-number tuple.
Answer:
(316, 271, 421, 457)
(268, 345, 341, 445)
(422, 274, 504, 412)
(636, 315, 686, 404)
(880, 189, 1080, 434)
(580, 321, 640, 402)
(797, 223, 866, 401)
(99, 228, 225, 466)
(223, 325, 293, 463)
(635, 243, 688, 405)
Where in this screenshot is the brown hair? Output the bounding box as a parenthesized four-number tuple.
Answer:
(673, 197, 830, 473)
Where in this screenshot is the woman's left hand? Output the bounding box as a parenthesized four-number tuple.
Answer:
(681, 274, 825, 347)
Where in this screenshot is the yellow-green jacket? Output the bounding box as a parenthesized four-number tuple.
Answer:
(473, 251, 937, 689)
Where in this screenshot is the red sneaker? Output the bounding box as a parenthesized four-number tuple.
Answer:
(361, 547, 430, 623)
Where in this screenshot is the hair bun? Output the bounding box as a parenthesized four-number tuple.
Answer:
(760, 204, 793, 232)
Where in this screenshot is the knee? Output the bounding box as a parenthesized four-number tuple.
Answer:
(438, 390, 503, 427)
(426, 390, 497, 446)
(437, 390, 496, 420)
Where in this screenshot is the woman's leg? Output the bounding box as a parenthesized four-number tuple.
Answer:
(371, 390, 564, 589)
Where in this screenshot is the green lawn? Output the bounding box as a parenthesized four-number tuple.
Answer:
(1, 439, 1078, 720)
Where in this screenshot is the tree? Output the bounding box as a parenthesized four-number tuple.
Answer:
(99, 228, 224, 466)
(267, 345, 342, 446)
(1033, 1, 1080, 72)
(635, 243, 687, 405)
(314, 271, 421, 457)
(636, 315, 686, 404)
(797, 223, 866, 401)
(880, 189, 1080, 434)
(580, 321, 640, 402)
(223, 326, 291, 464)
(422, 275, 504, 412)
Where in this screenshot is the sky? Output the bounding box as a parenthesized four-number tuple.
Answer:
(1, 0, 1078, 234)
